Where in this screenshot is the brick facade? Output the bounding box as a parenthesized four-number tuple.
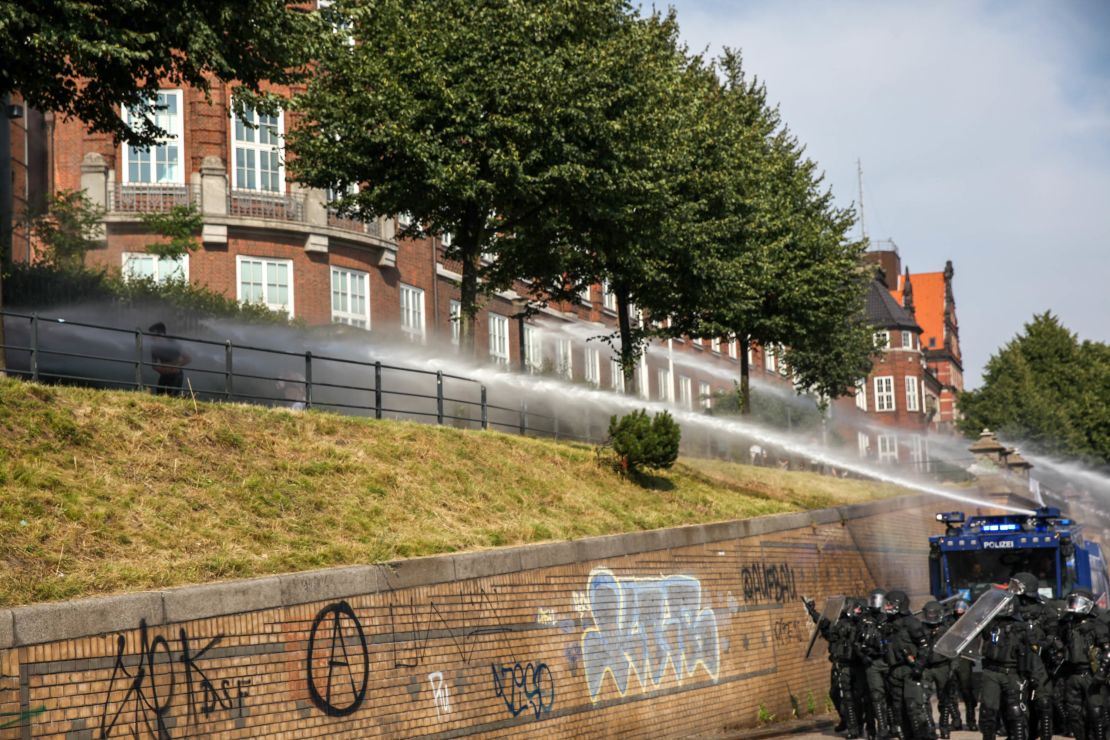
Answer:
(0, 495, 951, 739)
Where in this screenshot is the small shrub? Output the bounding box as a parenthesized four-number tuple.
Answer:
(757, 703, 775, 725)
(606, 409, 681, 475)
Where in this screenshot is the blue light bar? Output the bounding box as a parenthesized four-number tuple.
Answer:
(982, 523, 1021, 532)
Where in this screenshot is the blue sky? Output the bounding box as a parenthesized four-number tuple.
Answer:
(664, 0, 1110, 387)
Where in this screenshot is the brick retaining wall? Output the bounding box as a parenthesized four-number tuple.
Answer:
(0, 494, 958, 738)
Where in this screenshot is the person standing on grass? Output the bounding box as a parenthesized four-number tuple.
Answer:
(148, 322, 191, 396)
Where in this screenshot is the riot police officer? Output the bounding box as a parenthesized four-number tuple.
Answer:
(859, 589, 896, 739)
(1060, 589, 1110, 740)
(806, 596, 863, 739)
(1010, 572, 1059, 740)
(979, 597, 1035, 740)
(917, 601, 955, 738)
(884, 590, 932, 739)
(944, 599, 981, 732)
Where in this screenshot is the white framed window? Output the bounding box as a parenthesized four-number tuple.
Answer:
(449, 300, 461, 345)
(441, 231, 453, 247)
(777, 344, 788, 377)
(657, 367, 673, 402)
(878, 434, 899, 464)
(747, 344, 754, 366)
(488, 313, 510, 365)
(601, 280, 617, 311)
(699, 381, 712, 410)
(855, 378, 868, 411)
(579, 284, 592, 304)
(121, 90, 184, 184)
(858, 432, 871, 458)
(231, 103, 284, 192)
(397, 212, 414, 229)
(710, 337, 721, 354)
(874, 330, 889, 349)
(610, 358, 625, 393)
(728, 340, 738, 359)
(678, 376, 693, 409)
(764, 345, 776, 372)
(637, 359, 650, 400)
(399, 283, 425, 341)
(902, 330, 913, 350)
(236, 256, 293, 315)
(523, 325, 543, 373)
(873, 376, 896, 412)
(556, 338, 573, 380)
(905, 375, 920, 412)
(330, 267, 370, 329)
(122, 252, 188, 283)
(584, 346, 601, 386)
(909, 436, 928, 470)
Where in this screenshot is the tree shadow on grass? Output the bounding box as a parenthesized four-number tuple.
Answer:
(628, 470, 676, 491)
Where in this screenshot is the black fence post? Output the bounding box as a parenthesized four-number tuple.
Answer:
(305, 350, 313, 410)
(436, 371, 444, 424)
(518, 398, 527, 436)
(134, 328, 143, 391)
(553, 407, 559, 440)
(374, 361, 382, 419)
(30, 313, 38, 382)
(224, 340, 233, 400)
(480, 385, 488, 430)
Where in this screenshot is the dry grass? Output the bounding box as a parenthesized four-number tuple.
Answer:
(0, 378, 904, 606)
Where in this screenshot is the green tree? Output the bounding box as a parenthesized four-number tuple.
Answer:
(958, 312, 1110, 465)
(607, 409, 681, 474)
(288, 0, 637, 356)
(28, 189, 105, 270)
(140, 205, 203, 260)
(0, 0, 320, 146)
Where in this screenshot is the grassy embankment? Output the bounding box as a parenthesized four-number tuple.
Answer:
(0, 377, 908, 606)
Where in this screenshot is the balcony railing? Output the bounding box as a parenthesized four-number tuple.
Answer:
(327, 209, 383, 239)
(228, 190, 305, 222)
(110, 183, 196, 213)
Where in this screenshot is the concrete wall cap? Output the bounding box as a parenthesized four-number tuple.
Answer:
(11, 592, 164, 647)
(162, 576, 283, 623)
(381, 554, 457, 590)
(0, 609, 13, 650)
(280, 565, 387, 607)
(200, 154, 226, 170)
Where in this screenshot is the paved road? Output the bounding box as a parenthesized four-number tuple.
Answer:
(773, 729, 981, 739)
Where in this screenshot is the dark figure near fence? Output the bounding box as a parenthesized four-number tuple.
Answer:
(148, 322, 191, 396)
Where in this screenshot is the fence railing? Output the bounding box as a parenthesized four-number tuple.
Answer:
(110, 183, 198, 213)
(327, 209, 384, 238)
(0, 309, 606, 444)
(228, 190, 305, 222)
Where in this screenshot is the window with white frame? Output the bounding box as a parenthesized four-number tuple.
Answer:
(232, 104, 283, 192)
(909, 435, 928, 469)
(237, 256, 293, 314)
(579, 284, 592, 303)
(122, 252, 188, 283)
(637, 359, 650, 399)
(488, 313, 510, 365)
(699, 382, 712, 410)
(678, 376, 693, 409)
(399, 284, 425, 341)
(878, 434, 899, 464)
(902, 330, 913, 350)
(584, 346, 601, 386)
(858, 432, 871, 458)
(330, 267, 370, 328)
(905, 375, 920, 412)
(441, 231, 453, 247)
(747, 344, 754, 366)
(523, 325, 543, 373)
(657, 367, 673, 402)
(728, 340, 738, 359)
(449, 300, 461, 345)
(601, 280, 617, 311)
(873, 376, 896, 412)
(555, 338, 573, 379)
(711, 337, 721, 354)
(874, 330, 889, 349)
(764, 345, 776, 372)
(855, 378, 868, 411)
(777, 344, 788, 376)
(610, 358, 624, 393)
(121, 90, 184, 184)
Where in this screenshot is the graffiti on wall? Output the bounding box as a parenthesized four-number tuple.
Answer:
(580, 567, 720, 702)
(740, 561, 798, 603)
(428, 671, 452, 717)
(389, 585, 512, 669)
(491, 661, 555, 720)
(99, 620, 250, 738)
(771, 618, 807, 645)
(306, 601, 370, 717)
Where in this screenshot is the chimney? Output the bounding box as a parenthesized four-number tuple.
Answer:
(902, 267, 915, 318)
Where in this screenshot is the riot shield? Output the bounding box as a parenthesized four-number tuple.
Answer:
(805, 595, 847, 660)
(933, 588, 1013, 660)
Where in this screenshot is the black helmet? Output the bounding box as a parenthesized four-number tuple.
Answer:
(884, 590, 909, 616)
(1067, 589, 1096, 616)
(921, 601, 944, 625)
(848, 599, 865, 619)
(1009, 572, 1040, 599)
(868, 589, 886, 612)
(953, 599, 970, 617)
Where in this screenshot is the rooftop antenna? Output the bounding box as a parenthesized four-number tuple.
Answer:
(857, 158, 867, 242)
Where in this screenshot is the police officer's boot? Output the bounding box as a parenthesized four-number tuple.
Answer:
(1039, 709, 1053, 740)
(844, 696, 862, 740)
(1006, 702, 1030, 740)
(982, 713, 999, 740)
(967, 703, 979, 732)
(1090, 706, 1107, 740)
(872, 696, 892, 740)
(938, 697, 952, 739)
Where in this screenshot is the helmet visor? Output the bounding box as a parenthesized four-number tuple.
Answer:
(1067, 593, 1095, 615)
(1008, 577, 1027, 595)
(869, 593, 886, 610)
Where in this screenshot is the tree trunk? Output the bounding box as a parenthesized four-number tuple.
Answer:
(738, 334, 751, 415)
(0, 93, 10, 375)
(458, 244, 479, 357)
(616, 287, 636, 396)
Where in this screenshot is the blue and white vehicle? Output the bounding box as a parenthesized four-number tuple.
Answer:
(929, 507, 1110, 603)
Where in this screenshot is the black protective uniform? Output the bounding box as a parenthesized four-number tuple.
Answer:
(1059, 591, 1110, 740)
(1011, 572, 1059, 740)
(979, 603, 1036, 740)
(943, 600, 981, 732)
(885, 590, 933, 740)
(806, 597, 863, 738)
(919, 602, 955, 739)
(859, 589, 895, 740)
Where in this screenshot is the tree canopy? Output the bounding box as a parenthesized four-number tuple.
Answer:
(0, 0, 320, 146)
(958, 312, 1110, 466)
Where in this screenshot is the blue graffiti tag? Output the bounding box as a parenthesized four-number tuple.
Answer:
(580, 567, 720, 701)
(490, 661, 555, 720)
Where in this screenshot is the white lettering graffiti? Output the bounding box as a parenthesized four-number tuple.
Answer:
(428, 671, 451, 717)
(580, 567, 720, 702)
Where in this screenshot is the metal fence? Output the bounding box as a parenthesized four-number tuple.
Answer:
(0, 309, 611, 443)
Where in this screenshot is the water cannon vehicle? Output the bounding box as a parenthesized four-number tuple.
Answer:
(928, 506, 1110, 603)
